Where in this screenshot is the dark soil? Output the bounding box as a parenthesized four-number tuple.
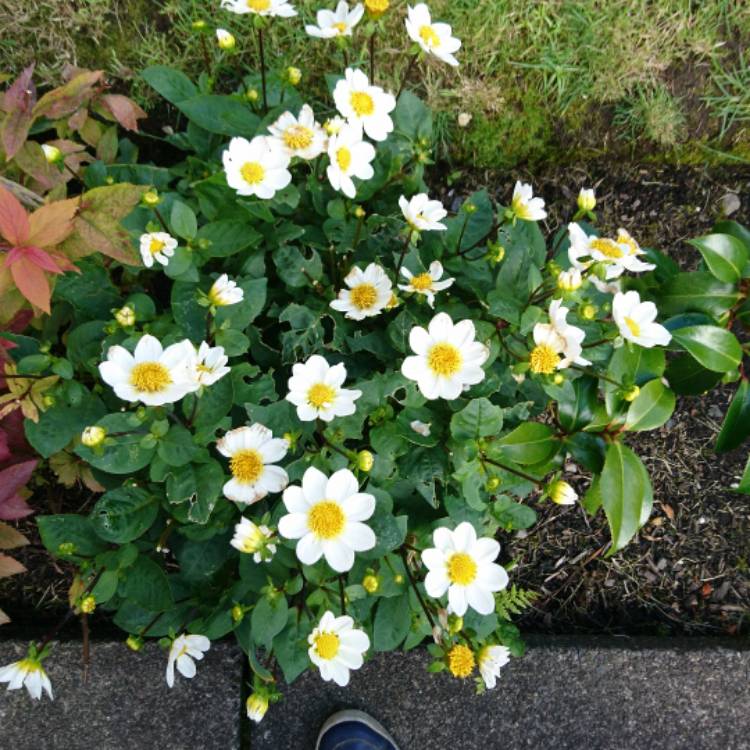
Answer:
(2, 162, 749, 639)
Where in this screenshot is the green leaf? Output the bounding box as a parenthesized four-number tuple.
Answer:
(600, 443, 651, 554)
(178, 95, 260, 137)
(171, 281, 207, 343)
(660, 272, 740, 318)
(492, 496, 537, 530)
(141, 65, 197, 105)
(196, 220, 261, 258)
(75, 413, 155, 474)
(189, 459, 225, 524)
(664, 353, 723, 396)
(393, 90, 433, 140)
(715, 379, 750, 453)
(688, 233, 748, 284)
(557, 376, 597, 433)
(251, 595, 288, 650)
(37, 515, 107, 557)
(494, 422, 558, 465)
(450, 398, 503, 441)
(170, 200, 198, 240)
(671, 325, 742, 373)
(122, 556, 174, 612)
(373, 593, 411, 651)
(624, 379, 675, 432)
(193, 376, 234, 432)
(215, 277, 267, 329)
(273, 621, 310, 684)
(158, 424, 203, 467)
(90, 486, 158, 543)
(734, 455, 750, 495)
(173, 532, 232, 581)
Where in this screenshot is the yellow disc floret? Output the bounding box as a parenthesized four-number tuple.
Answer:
(230, 449, 264, 484)
(624, 317, 641, 338)
(130, 362, 172, 393)
(308, 501, 346, 539)
(410, 273, 433, 291)
(240, 162, 265, 185)
(336, 146, 352, 172)
(283, 125, 314, 151)
(419, 25, 440, 47)
(349, 283, 378, 310)
(447, 552, 478, 585)
(350, 91, 375, 117)
(308, 382, 336, 408)
(427, 343, 462, 377)
(529, 344, 559, 375)
(314, 631, 340, 660)
(447, 644, 475, 678)
(590, 237, 624, 260)
(247, 0, 270, 10)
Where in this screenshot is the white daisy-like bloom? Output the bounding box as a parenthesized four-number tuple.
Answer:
(286, 355, 362, 422)
(511, 181, 547, 221)
(308, 610, 370, 686)
(98, 334, 197, 406)
(557, 267, 583, 292)
(216, 28, 236, 50)
(189, 342, 230, 388)
(278, 466, 376, 572)
(223, 136, 292, 199)
(165, 634, 211, 688)
(326, 122, 376, 199)
(478, 645, 511, 689)
(139, 231, 177, 268)
(612, 291, 672, 348)
(267, 104, 327, 160)
(306, 1, 364, 38)
(230, 517, 277, 562)
(398, 260, 454, 308)
(399, 193, 448, 232)
(567, 223, 655, 278)
(221, 0, 297, 17)
(324, 115, 347, 137)
(216, 424, 289, 505)
(405, 3, 461, 67)
(208, 274, 244, 306)
(0, 657, 53, 700)
(577, 188, 596, 212)
(401, 312, 489, 400)
(410, 419, 431, 437)
(330, 263, 392, 320)
(333, 67, 396, 142)
(529, 298, 591, 375)
(421, 521, 509, 616)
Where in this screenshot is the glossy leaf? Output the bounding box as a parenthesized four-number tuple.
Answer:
(688, 233, 748, 283)
(715, 379, 750, 453)
(671, 325, 742, 373)
(625, 379, 675, 432)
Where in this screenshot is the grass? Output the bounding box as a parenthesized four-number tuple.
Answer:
(1, 0, 750, 167)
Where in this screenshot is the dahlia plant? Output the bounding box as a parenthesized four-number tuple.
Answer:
(7, 0, 742, 723)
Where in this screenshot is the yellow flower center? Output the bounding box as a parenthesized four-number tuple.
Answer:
(529, 344, 559, 374)
(447, 552, 478, 585)
(308, 500, 345, 539)
(365, 0, 388, 17)
(350, 91, 375, 117)
(240, 161, 265, 185)
(247, 0, 270, 10)
(427, 343, 462, 377)
(283, 124, 314, 151)
(590, 237, 624, 259)
(410, 272, 434, 291)
(419, 24, 441, 47)
(511, 196, 533, 220)
(230, 449, 264, 484)
(130, 362, 172, 393)
(314, 631, 340, 660)
(447, 644, 475, 678)
(18, 658, 42, 674)
(149, 238, 165, 255)
(333, 21, 348, 33)
(624, 316, 641, 338)
(336, 146, 352, 172)
(349, 283, 378, 310)
(617, 231, 638, 255)
(308, 382, 336, 408)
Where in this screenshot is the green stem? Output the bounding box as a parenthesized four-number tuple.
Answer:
(481, 455, 542, 485)
(397, 53, 419, 99)
(399, 548, 436, 631)
(257, 27, 268, 112)
(394, 232, 412, 280)
(570, 363, 623, 388)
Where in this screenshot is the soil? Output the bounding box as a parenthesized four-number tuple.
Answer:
(1, 161, 749, 638)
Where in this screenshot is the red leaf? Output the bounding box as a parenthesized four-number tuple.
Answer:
(0, 553, 26, 576)
(6, 246, 64, 274)
(7, 254, 51, 312)
(1, 65, 37, 161)
(0, 430, 8, 464)
(0, 410, 32, 463)
(33, 70, 104, 120)
(0, 186, 30, 245)
(27, 198, 79, 247)
(99, 94, 147, 132)
(0, 459, 37, 521)
(1, 64, 36, 113)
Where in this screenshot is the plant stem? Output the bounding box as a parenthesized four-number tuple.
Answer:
(481, 455, 542, 485)
(399, 548, 436, 631)
(257, 27, 268, 112)
(338, 576, 347, 615)
(369, 32, 376, 83)
(397, 54, 419, 100)
(570, 363, 623, 387)
(199, 35, 212, 78)
(153, 207, 170, 233)
(394, 232, 412, 280)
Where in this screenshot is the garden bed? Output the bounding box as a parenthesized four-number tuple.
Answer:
(3, 160, 748, 638)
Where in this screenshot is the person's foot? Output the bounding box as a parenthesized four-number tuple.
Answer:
(316, 709, 400, 750)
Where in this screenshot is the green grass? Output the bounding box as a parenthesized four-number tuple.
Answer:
(2, 0, 750, 167)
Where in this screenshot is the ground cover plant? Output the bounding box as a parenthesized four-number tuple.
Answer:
(0, 0, 748, 725)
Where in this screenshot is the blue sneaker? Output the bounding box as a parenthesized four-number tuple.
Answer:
(316, 709, 400, 750)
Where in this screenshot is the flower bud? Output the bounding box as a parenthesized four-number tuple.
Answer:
(142, 190, 160, 207)
(216, 28, 236, 50)
(41, 144, 63, 164)
(42, 394, 55, 408)
(126, 635, 144, 652)
(362, 574, 379, 594)
(577, 188, 596, 212)
(486, 242, 505, 264)
(246, 693, 269, 723)
(357, 450, 374, 472)
(192, 19, 207, 31)
(231, 605, 245, 623)
(353, 206, 366, 219)
(457, 112, 472, 128)
(286, 66, 302, 86)
(365, 0, 389, 19)
(552, 373, 564, 385)
(557, 268, 583, 292)
(81, 425, 107, 448)
(246, 88, 260, 102)
(324, 116, 346, 136)
(394, 574, 404, 585)
(114, 305, 136, 327)
(448, 614, 464, 634)
(80, 595, 96, 614)
(547, 479, 578, 506)
(58, 542, 76, 556)
(485, 477, 501, 492)
(581, 304, 597, 320)
(623, 385, 640, 402)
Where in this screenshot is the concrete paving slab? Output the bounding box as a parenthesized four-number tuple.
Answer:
(0, 639, 243, 750)
(252, 636, 750, 750)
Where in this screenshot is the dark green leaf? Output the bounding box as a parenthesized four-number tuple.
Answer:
(688, 233, 748, 284)
(715, 379, 750, 453)
(671, 325, 742, 373)
(90, 486, 158, 543)
(37, 514, 107, 557)
(251, 595, 288, 650)
(625, 379, 675, 432)
(141, 65, 197, 105)
(373, 594, 411, 651)
(122, 556, 174, 612)
(450, 398, 503, 441)
(493, 422, 558, 465)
